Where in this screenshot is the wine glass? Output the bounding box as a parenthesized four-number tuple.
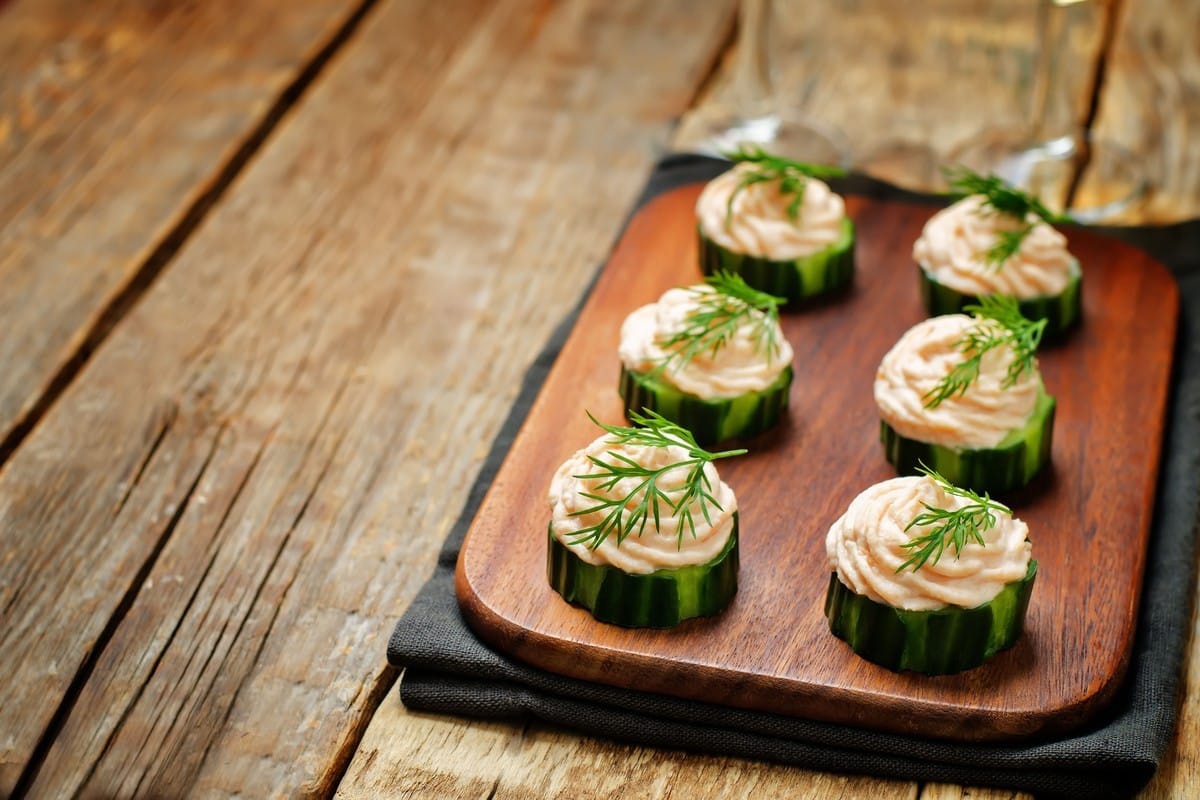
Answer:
(949, 0, 1148, 222)
(673, 0, 848, 167)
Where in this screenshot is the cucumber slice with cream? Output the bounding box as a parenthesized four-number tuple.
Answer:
(699, 217, 855, 303)
(619, 364, 792, 446)
(919, 263, 1082, 339)
(881, 388, 1055, 496)
(547, 517, 739, 628)
(824, 559, 1037, 674)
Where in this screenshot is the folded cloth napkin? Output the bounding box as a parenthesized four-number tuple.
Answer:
(389, 155, 1200, 800)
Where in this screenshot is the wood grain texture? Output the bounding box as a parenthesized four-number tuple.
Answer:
(339, 691, 919, 800)
(0, 0, 738, 795)
(920, 787, 1031, 800)
(1078, 0, 1200, 222)
(456, 185, 1178, 742)
(0, 0, 364, 452)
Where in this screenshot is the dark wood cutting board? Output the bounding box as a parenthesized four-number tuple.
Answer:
(455, 184, 1179, 742)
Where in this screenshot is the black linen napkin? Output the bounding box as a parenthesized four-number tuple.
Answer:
(388, 155, 1200, 800)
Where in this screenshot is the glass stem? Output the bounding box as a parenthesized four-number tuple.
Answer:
(728, 0, 775, 120)
(1028, 0, 1080, 144)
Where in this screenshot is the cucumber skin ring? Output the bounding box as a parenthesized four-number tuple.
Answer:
(619, 364, 792, 446)
(918, 263, 1082, 340)
(824, 559, 1038, 675)
(698, 217, 855, 303)
(881, 389, 1056, 496)
(547, 515, 739, 628)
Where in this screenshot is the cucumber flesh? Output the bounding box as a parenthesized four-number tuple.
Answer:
(547, 516, 739, 628)
(699, 217, 855, 303)
(824, 559, 1037, 674)
(619, 364, 791, 446)
(881, 388, 1055, 496)
(919, 263, 1082, 340)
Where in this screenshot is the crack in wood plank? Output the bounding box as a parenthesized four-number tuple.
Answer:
(117, 429, 276, 798)
(112, 401, 180, 520)
(82, 425, 261, 793)
(10, 427, 222, 798)
(188, 379, 355, 788)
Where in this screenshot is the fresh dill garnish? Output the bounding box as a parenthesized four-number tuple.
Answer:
(922, 294, 1047, 409)
(653, 271, 786, 376)
(567, 410, 745, 550)
(897, 463, 1011, 573)
(723, 145, 845, 227)
(943, 166, 1067, 269)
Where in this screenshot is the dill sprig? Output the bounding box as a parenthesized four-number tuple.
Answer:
(897, 463, 1011, 573)
(654, 271, 786, 376)
(567, 410, 745, 550)
(944, 166, 1067, 269)
(723, 145, 845, 227)
(922, 294, 1047, 409)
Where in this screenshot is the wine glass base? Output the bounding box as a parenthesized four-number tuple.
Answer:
(852, 139, 941, 192)
(674, 107, 850, 168)
(947, 129, 1150, 224)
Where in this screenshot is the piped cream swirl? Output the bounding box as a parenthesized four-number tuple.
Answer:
(874, 315, 1040, 449)
(826, 475, 1031, 611)
(619, 286, 793, 399)
(913, 195, 1078, 297)
(548, 434, 737, 575)
(696, 163, 846, 260)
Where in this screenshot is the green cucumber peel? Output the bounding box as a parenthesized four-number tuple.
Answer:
(881, 387, 1056, 496)
(619, 364, 792, 446)
(548, 517, 739, 628)
(824, 558, 1037, 674)
(698, 217, 854, 304)
(918, 263, 1082, 339)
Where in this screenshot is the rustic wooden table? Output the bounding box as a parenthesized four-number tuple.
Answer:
(1, 1, 1197, 797)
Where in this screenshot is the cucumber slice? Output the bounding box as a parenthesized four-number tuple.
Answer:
(547, 516, 739, 628)
(698, 217, 855, 303)
(824, 559, 1037, 674)
(919, 263, 1082, 339)
(881, 388, 1055, 495)
(619, 364, 792, 446)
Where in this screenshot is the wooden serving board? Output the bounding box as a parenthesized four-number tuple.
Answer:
(455, 185, 1179, 742)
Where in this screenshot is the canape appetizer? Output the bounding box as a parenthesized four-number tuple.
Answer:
(546, 410, 743, 628)
(875, 295, 1054, 495)
(696, 146, 854, 302)
(618, 272, 792, 445)
(825, 468, 1037, 674)
(916, 168, 1081, 337)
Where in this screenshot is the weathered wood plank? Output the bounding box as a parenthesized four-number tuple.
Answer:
(0, 0, 364, 453)
(919, 786, 1030, 800)
(339, 693, 918, 800)
(1076, 0, 1200, 223)
(1, 0, 739, 795)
